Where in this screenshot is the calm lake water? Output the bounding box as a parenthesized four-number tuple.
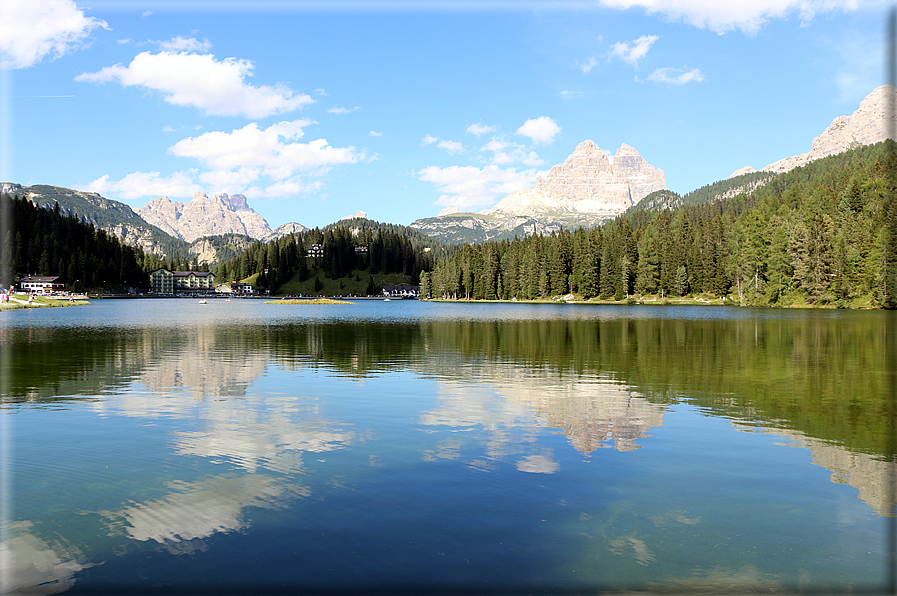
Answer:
(1, 299, 894, 594)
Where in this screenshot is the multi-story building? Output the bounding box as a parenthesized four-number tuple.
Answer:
(18, 276, 66, 293)
(149, 269, 216, 294)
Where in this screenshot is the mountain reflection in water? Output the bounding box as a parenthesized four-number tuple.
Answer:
(1, 302, 893, 593)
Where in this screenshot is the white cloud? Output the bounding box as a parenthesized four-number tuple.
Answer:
(198, 167, 261, 189)
(516, 116, 561, 145)
(0, 0, 108, 69)
(645, 67, 705, 84)
(76, 50, 313, 118)
(159, 36, 211, 53)
(609, 34, 659, 68)
(598, 0, 860, 35)
(418, 165, 538, 211)
(422, 134, 463, 153)
(369, 130, 383, 137)
(581, 56, 598, 73)
(246, 178, 324, 198)
(170, 120, 363, 178)
(327, 106, 360, 114)
(481, 137, 543, 166)
(91, 120, 363, 201)
(466, 123, 497, 136)
(437, 139, 464, 154)
(87, 171, 202, 201)
(141, 11, 153, 18)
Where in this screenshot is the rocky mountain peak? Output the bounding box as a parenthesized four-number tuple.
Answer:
(615, 143, 639, 157)
(138, 191, 272, 242)
(760, 85, 896, 174)
(482, 140, 666, 222)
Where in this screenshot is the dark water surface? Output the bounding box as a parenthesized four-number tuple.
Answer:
(1, 299, 894, 593)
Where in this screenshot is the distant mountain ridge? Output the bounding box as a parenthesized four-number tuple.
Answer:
(411, 141, 667, 244)
(0, 183, 298, 265)
(0, 183, 186, 256)
(732, 85, 896, 176)
(138, 192, 273, 242)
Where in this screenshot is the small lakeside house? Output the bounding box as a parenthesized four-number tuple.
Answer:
(18, 276, 66, 293)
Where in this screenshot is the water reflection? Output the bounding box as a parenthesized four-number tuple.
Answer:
(2, 305, 894, 592)
(173, 408, 351, 474)
(1, 521, 91, 595)
(98, 474, 297, 551)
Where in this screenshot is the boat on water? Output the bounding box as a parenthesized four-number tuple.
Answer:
(383, 298, 391, 301)
(198, 299, 207, 304)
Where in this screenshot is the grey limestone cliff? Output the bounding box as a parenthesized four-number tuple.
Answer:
(139, 192, 273, 243)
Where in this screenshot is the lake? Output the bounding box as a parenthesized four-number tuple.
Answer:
(1, 299, 894, 594)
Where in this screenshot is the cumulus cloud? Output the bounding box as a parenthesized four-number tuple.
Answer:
(418, 165, 538, 212)
(516, 116, 561, 145)
(437, 139, 464, 154)
(481, 137, 543, 167)
(369, 130, 383, 137)
(159, 36, 211, 52)
(170, 120, 363, 177)
(466, 123, 497, 136)
(246, 177, 325, 199)
(645, 67, 705, 84)
(422, 134, 463, 154)
(0, 0, 108, 69)
(609, 34, 659, 68)
(91, 120, 363, 201)
(76, 50, 313, 118)
(598, 0, 859, 35)
(87, 171, 202, 201)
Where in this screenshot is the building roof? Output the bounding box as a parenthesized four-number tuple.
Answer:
(149, 269, 214, 278)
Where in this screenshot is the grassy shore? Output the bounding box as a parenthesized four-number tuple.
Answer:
(264, 298, 354, 305)
(0, 295, 91, 310)
(424, 293, 877, 308)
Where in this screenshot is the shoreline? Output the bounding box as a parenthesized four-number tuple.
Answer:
(423, 296, 876, 309)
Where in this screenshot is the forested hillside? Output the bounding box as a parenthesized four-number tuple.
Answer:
(424, 142, 897, 308)
(214, 220, 450, 294)
(1, 194, 152, 291)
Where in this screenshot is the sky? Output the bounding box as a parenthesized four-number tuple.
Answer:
(0, 0, 890, 229)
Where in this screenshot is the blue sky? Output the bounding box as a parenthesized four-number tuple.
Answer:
(0, 0, 889, 229)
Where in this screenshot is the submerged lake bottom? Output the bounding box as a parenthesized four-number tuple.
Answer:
(1, 299, 895, 594)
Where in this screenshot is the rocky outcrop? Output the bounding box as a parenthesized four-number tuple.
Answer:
(762, 85, 896, 174)
(729, 166, 756, 179)
(260, 222, 308, 243)
(3, 183, 179, 256)
(412, 141, 666, 243)
(486, 141, 666, 218)
(138, 192, 273, 242)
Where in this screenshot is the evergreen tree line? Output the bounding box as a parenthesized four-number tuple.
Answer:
(423, 142, 897, 307)
(1, 194, 151, 291)
(214, 223, 447, 292)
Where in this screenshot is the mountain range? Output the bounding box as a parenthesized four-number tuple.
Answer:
(410, 85, 896, 243)
(410, 141, 667, 243)
(3, 85, 893, 256)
